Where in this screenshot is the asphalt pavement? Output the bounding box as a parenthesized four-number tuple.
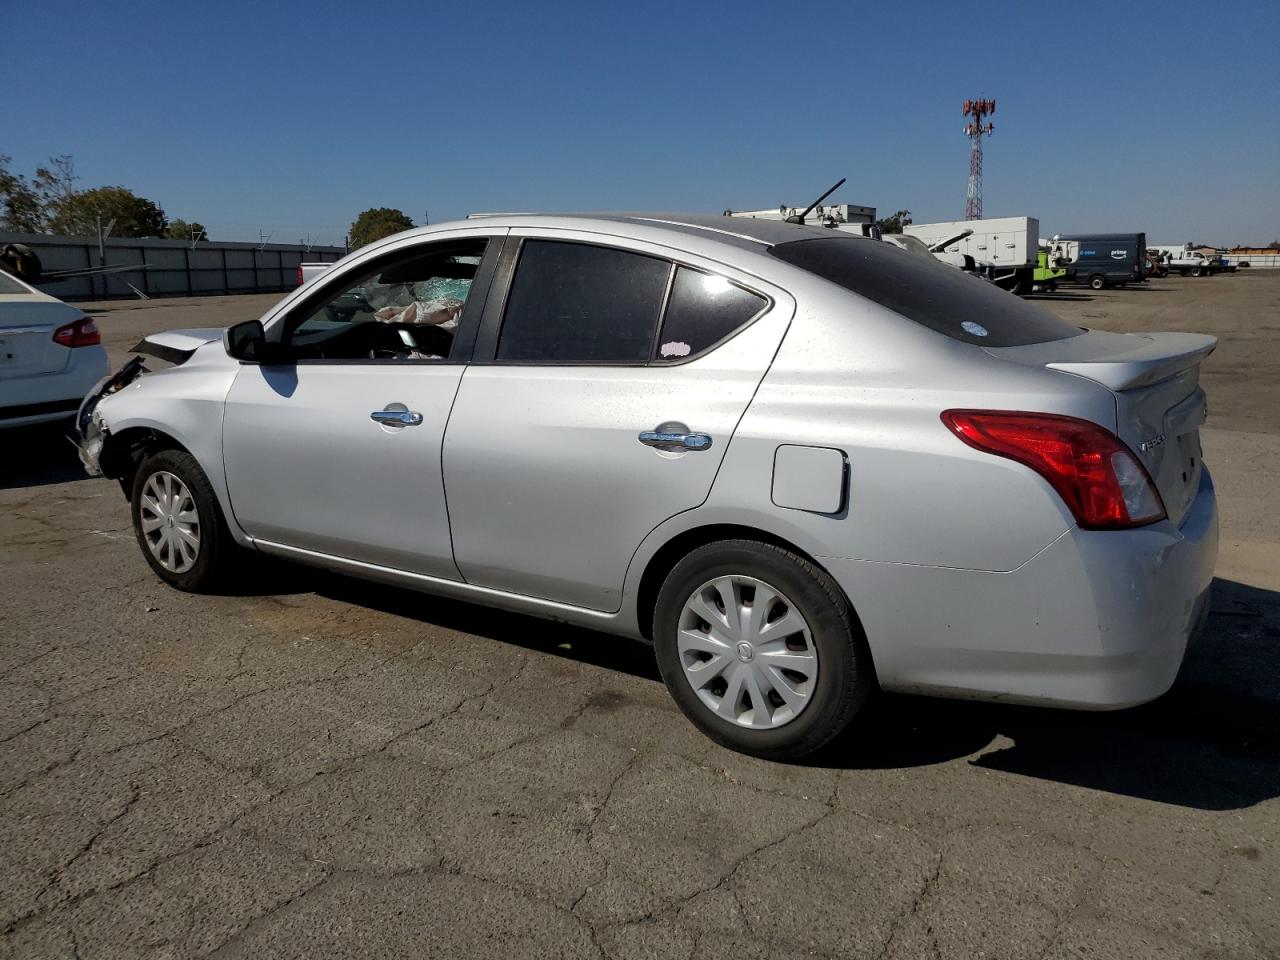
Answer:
(1, 275, 1277, 959)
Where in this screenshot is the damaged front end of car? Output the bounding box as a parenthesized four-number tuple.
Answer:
(76, 355, 148, 477)
(76, 327, 220, 477)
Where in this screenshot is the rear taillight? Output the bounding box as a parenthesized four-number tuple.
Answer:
(941, 410, 1166, 530)
(52, 317, 102, 348)
(297, 265, 304, 286)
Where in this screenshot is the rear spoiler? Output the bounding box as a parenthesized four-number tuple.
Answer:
(1046, 332, 1217, 391)
(131, 327, 223, 365)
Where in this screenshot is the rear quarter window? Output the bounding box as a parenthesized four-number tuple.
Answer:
(655, 266, 767, 362)
(770, 237, 1080, 347)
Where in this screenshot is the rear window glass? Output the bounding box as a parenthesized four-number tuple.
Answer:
(769, 237, 1080, 347)
(656, 267, 767, 361)
(0, 273, 30, 294)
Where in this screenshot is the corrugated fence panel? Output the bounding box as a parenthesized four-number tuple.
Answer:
(0, 232, 345, 300)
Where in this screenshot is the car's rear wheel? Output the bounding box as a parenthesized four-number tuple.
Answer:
(131, 449, 233, 592)
(653, 540, 873, 760)
(1089, 274, 1106, 290)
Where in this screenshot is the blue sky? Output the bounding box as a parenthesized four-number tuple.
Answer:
(7, 1, 1278, 247)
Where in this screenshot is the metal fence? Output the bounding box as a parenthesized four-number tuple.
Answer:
(0, 232, 346, 301)
(1227, 254, 1280, 269)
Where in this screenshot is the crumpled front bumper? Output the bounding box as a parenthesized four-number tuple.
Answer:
(75, 355, 148, 476)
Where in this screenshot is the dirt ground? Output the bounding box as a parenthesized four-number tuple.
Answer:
(1, 271, 1277, 959)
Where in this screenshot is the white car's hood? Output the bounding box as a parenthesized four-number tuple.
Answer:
(138, 327, 224, 353)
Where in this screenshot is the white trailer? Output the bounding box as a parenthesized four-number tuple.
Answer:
(905, 216, 1039, 293)
(726, 203, 877, 230)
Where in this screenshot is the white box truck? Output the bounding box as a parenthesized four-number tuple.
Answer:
(727, 203, 877, 233)
(904, 216, 1039, 294)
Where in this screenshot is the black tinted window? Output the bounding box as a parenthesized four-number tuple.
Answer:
(770, 238, 1080, 347)
(497, 241, 670, 363)
(656, 267, 767, 361)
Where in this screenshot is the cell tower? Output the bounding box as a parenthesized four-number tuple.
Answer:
(962, 98, 995, 220)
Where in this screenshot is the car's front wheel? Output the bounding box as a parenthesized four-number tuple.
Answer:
(653, 540, 873, 760)
(131, 449, 233, 592)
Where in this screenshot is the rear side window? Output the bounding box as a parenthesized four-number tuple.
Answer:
(0, 273, 29, 294)
(770, 237, 1080, 347)
(497, 240, 669, 363)
(655, 267, 767, 361)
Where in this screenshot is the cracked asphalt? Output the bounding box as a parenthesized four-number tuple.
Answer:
(2, 274, 1278, 959)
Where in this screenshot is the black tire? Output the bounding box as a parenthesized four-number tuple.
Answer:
(1180, 267, 1190, 277)
(1089, 274, 1106, 290)
(1191, 267, 1203, 277)
(652, 540, 873, 760)
(130, 449, 234, 592)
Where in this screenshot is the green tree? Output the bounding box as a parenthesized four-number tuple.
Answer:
(349, 207, 414, 249)
(165, 219, 208, 242)
(32, 155, 78, 209)
(876, 209, 912, 234)
(48, 186, 168, 239)
(0, 155, 46, 233)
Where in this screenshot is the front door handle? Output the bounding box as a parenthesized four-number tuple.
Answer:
(639, 426, 713, 452)
(370, 408, 423, 427)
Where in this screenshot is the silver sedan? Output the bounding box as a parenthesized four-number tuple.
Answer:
(78, 214, 1218, 759)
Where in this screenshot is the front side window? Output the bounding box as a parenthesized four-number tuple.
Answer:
(655, 267, 768, 361)
(496, 240, 670, 364)
(287, 240, 487, 361)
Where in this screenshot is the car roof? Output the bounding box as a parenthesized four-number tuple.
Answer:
(460, 212, 859, 253)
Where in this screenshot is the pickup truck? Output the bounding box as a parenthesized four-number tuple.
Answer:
(1166, 251, 1220, 277)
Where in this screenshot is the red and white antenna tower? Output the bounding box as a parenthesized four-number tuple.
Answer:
(962, 98, 995, 220)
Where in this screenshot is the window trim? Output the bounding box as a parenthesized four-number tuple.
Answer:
(269, 236, 504, 366)
(472, 237, 773, 368)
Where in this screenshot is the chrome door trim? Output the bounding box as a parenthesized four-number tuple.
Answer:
(251, 538, 622, 627)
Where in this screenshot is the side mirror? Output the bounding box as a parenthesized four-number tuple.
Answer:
(224, 320, 271, 363)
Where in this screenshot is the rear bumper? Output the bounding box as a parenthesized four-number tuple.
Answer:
(0, 348, 109, 428)
(0, 397, 83, 427)
(826, 467, 1219, 709)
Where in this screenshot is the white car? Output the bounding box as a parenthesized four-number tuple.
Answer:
(0, 271, 108, 428)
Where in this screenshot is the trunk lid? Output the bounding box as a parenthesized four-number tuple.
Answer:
(0, 295, 85, 380)
(985, 329, 1216, 526)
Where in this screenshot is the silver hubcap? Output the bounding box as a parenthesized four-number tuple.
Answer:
(139, 471, 200, 574)
(677, 575, 818, 729)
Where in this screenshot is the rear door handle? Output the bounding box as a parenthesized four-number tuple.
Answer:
(639, 428, 712, 452)
(370, 408, 423, 427)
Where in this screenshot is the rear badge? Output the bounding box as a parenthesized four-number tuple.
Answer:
(1138, 434, 1167, 452)
(961, 321, 988, 337)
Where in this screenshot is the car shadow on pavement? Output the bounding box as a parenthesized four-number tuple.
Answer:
(308, 564, 1277, 810)
(316, 573, 664, 682)
(822, 578, 1280, 811)
(0, 422, 91, 490)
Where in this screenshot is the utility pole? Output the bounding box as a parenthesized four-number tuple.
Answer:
(962, 98, 995, 220)
(95, 216, 116, 299)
